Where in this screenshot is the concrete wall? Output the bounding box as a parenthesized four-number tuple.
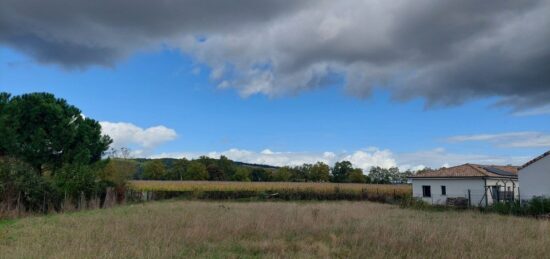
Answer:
(412, 178, 518, 206)
(412, 179, 484, 206)
(519, 155, 550, 200)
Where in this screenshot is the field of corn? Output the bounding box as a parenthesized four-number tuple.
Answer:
(127, 181, 412, 202)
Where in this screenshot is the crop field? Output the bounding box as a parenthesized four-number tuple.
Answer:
(128, 181, 412, 201)
(2, 200, 550, 258)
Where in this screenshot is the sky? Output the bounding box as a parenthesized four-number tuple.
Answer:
(1, 0, 549, 171)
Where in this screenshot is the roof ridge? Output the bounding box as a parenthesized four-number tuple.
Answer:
(520, 150, 550, 170)
(466, 164, 489, 176)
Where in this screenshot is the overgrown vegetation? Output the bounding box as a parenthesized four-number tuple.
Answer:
(2, 201, 550, 258)
(0, 92, 120, 217)
(398, 194, 550, 218)
(484, 196, 550, 217)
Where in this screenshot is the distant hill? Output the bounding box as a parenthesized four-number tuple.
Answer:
(131, 157, 279, 170)
(233, 161, 279, 170)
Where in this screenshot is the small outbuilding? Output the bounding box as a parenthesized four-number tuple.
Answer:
(518, 151, 550, 201)
(409, 164, 518, 207)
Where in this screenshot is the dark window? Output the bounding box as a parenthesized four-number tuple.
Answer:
(441, 186, 446, 196)
(422, 186, 431, 197)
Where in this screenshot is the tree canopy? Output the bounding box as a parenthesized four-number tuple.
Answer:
(0, 92, 112, 173)
(332, 161, 354, 182)
(143, 160, 166, 180)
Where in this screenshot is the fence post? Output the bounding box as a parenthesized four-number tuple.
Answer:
(16, 191, 21, 212)
(468, 189, 471, 208)
(485, 188, 495, 207)
(43, 191, 46, 213)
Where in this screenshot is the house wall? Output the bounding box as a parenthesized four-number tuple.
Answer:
(412, 179, 485, 206)
(519, 155, 550, 200)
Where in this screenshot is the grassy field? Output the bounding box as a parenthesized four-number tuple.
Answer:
(128, 180, 411, 201)
(1, 201, 549, 258)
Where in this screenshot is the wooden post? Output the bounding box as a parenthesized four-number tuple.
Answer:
(16, 191, 21, 212)
(43, 191, 46, 213)
(468, 189, 471, 208)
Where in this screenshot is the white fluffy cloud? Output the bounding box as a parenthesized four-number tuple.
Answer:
(100, 121, 177, 155)
(398, 148, 530, 169)
(341, 148, 397, 169)
(448, 132, 550, 148)
(151, 147, 531, 171)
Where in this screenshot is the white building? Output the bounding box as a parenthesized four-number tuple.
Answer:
(409, 164, 518, 207)
(519, 151, 550, 201)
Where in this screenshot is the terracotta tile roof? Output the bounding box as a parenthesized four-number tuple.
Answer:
(410, 164, 518, 178)
(520, 150, 550, 170)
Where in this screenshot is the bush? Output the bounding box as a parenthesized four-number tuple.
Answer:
(486, 201, 525, 215)
(525, 196, 550, 215)
(484, 197, 550, 217)
(0, 157, 49, 211)
(98, 159, 136, 188)
(1, 157, 116, 215)
(399, 195, 431, 210)
(53, 163, 100, 203)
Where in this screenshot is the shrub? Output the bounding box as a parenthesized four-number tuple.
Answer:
(486, 201, 525, 215)
(399, 195, 430, 210)
(99, 159, 136, 188)
(525, 196, 550, 215)
(53, 163, 99, 203)
(0, 157, 49, 211)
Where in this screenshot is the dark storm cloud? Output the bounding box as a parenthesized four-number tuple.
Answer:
(1, 0, 549, 110)
(0, 0, 309, 66)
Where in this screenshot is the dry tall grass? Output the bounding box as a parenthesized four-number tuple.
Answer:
(1, 201, 549, 258)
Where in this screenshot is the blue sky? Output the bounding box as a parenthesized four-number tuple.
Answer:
(1, 0, 550, 170)
(2, 46, 548, 170)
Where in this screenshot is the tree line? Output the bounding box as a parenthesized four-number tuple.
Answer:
(130, 155, 416, 184)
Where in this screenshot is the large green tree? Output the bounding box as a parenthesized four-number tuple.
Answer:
(207, 164, 225, 181)
(309, 162, 330, 182)
(231, 167, 251, 181)
(0, 92, 112, 173)
(348, 168, 366, 183)
(332, 161, 353, 182)
(251, 168, 271, 182)
(184, 161, 208, 180)
(273, 166, 292, 182)
(167, 158, 189, 180)
(369, 166, 400, 184)
(217, 155, 235, 180)
(143, 160, 166, 180)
